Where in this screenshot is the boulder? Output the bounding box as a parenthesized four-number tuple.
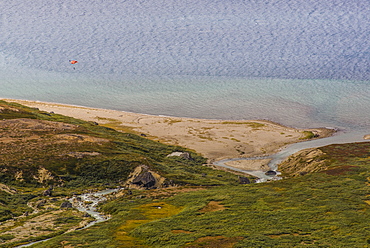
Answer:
(126, 165, 166, 189)
(238, 176, 250, 184)
(132, 172, 156, 189)
(167, 152, 193, 160)
(265, 170, 277, 176)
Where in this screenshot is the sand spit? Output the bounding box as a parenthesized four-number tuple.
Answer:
(3, 99, 333, 167)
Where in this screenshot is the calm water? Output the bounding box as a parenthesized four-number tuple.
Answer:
(1, 0, 370, 133)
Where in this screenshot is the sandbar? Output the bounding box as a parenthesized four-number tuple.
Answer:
(3, 99, 334, 167)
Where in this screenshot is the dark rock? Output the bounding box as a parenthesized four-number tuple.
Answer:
(265, 170, 277, 176)
(238, 176, 251, 184)
(179, 152, 192, 160)
(83, 213, 91, 218)
(60, 201, 73, 208)
(132, 172, 156, 189)
(43, 188, 53, 197)
(140, 133, 147, 137)
(163, 179, 174, 187)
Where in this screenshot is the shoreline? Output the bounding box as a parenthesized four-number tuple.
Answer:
(2, 98, 335, 171)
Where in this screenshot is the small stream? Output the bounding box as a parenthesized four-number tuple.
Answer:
(68, 188, 121, 230)
(214, 130, 369, 182)
(14, 130, 370, 246)
(15, 188, 121, 247)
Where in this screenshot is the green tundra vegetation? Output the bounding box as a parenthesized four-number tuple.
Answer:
(0, 100, 369, 247)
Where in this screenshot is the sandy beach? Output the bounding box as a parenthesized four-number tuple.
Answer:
(3, 99, 334, 171)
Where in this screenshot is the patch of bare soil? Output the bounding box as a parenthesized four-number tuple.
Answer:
(199, 201, 225, 213)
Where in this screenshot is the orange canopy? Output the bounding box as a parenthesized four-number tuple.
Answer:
(69, 60, 78, 64)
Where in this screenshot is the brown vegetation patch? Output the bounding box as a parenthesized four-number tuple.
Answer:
(185, 236, 243, 248)
(199, 201, 225, 213)
(60, 240, 85, 247)
(268, 233, 309, 238)
(54, 134, 109, 143)
(65, 151, 101, 158)
(278, 148, 329, 177)
(321, 165, 358, 176)
(171, 230, 193, 234)
(0, 118, 77, 131)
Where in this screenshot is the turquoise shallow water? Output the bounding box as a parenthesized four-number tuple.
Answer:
(1, 0, 370, 134)
(1, 66, 369, 131)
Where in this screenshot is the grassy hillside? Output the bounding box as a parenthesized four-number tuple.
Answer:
(33, 142, 370, 248)
(0, 100, 369, 247)
(0, 100, 241, 247)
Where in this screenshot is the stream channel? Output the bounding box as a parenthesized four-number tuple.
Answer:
(15, 188, 121, 247)
(214, 130, 369, 182)
(16, 130, 369, 247)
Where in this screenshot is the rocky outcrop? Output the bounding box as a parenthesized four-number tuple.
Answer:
(33, 167, 54, 184)
(167, 152, 193, 160)
(125, 165, 166, 189)
(278, 148, 329, 177)
(132, 172, 156, 188)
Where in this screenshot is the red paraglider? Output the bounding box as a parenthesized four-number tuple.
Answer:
(69, 60, 78, 70)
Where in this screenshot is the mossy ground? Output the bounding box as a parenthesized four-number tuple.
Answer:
(34, 142, 370, 248)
